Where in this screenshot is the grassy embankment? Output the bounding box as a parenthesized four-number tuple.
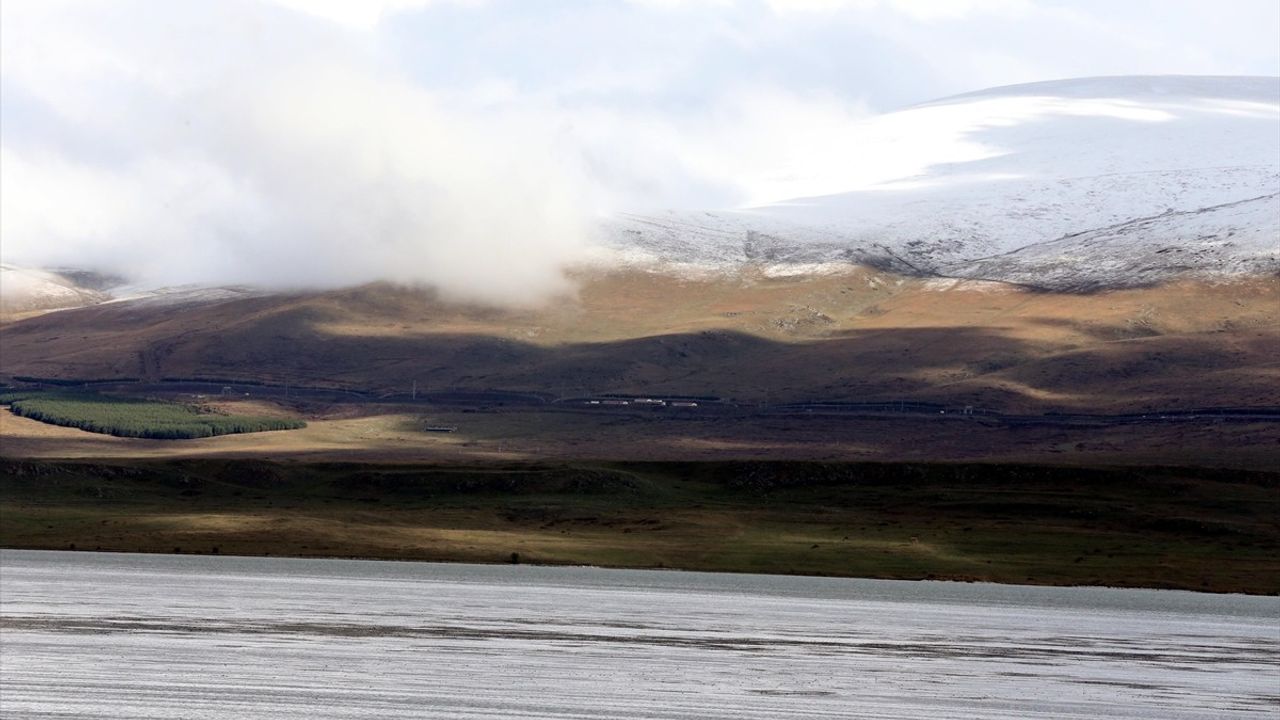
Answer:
(1, 458, 1276, 594)
(0, 391, 304, 439)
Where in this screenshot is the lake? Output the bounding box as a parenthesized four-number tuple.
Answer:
(1, 550, 1276, 719)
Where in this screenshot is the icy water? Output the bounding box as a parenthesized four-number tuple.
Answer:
(1, 550, 1277, 719)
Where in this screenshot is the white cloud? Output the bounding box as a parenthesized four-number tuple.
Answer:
(762, 0, 1028, 19)
(0, 0, 590, 304)
(263, 0, 454, 30)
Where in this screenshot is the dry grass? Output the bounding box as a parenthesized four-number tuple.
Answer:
(3, 270, 1276, 415)
(4, 458, 1277, 593)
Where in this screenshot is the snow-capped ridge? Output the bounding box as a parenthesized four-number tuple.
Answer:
(598, 75, 1280, 290)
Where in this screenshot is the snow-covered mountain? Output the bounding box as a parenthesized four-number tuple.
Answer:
(599, 76, 1280, 289)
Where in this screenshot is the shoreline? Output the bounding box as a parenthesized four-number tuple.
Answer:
(3, 545, 1275, 597)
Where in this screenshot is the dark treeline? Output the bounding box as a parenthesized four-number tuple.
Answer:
(4, 393, 304, 440)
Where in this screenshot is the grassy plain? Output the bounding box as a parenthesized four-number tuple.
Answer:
(3, 402, 1277, 471)
(2, 458, 1276, 594)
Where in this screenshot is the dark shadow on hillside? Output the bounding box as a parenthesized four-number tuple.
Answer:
(29, 324, 1280, 413)
(3, 285, 1277, 413)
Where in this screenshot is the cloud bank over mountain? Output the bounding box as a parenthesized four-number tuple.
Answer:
(1, 1, 596, 303)
(2, 0, 1278, 302)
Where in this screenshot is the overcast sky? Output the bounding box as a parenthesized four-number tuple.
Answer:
(2, 0, 1278, 300)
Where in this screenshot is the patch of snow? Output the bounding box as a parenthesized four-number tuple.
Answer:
(919, 278, 1011, 293)
(102, 285, 265, 308)
(1, 263, 267, 316)
(0, 263, 105, 313)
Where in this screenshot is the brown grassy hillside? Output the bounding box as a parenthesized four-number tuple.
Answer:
(2, 268, 1276, 413)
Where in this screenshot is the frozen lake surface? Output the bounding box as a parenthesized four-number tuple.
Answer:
(1, 550, 1277, 719)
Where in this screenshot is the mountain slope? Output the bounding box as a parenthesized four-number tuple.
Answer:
(0, 264, 108, 319)
(2, 271, 1276, 413)
(600, 75, 1280, 289)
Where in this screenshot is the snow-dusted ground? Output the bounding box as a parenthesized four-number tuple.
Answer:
(599, 76, 1280, 289)
(2, 551, 1277, 719)
(0, 264, 105, 313)
(100, 284, 264, 308)
(0, 262, 264, 316)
